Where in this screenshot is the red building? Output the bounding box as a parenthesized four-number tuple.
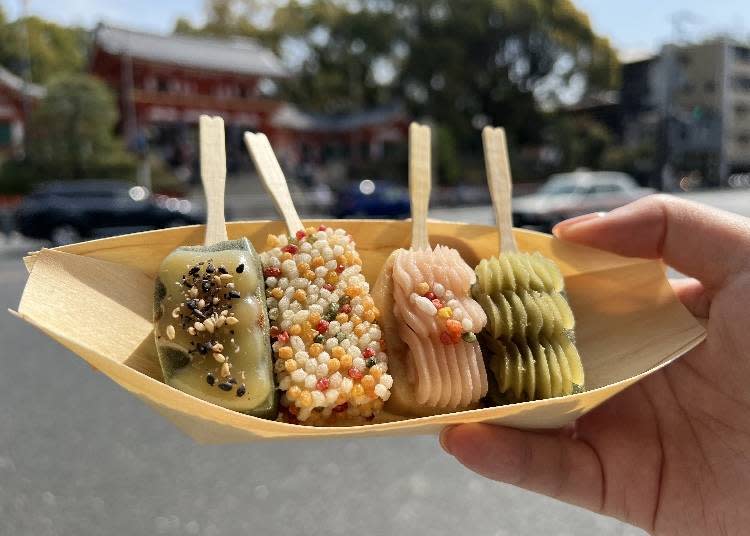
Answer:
(89, 24, 408, 181)
(0, 66, 45, 158)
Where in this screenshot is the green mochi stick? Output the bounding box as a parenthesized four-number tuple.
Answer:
(153, 238, 276, 418)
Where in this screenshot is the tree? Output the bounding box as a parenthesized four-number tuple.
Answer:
(178, 0, 620, 183)
(0, 12, 87, 84)
(0, 74, 137, 193)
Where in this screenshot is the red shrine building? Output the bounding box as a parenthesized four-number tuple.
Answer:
(89, 24, 408, 179)
(0, 66, 45, 158)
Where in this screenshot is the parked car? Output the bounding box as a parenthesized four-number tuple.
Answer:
(332, 179, 411, 218)
(512, 171, 655, 231)
(15, 180, 202, 245)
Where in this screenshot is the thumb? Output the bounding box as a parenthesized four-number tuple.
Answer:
(441, 424, 604, 513)
(552, 195, 750, 289)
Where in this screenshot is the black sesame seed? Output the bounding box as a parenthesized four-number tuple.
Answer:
(228, 290, 241, 299)
(202, 282, 211, 292)
(186, 300, 197, 309)
(189, 266, 200, 275)
(236, 384, 247, 397)
(198, 343, 209, 355)
(218, 382, 232, 392)
(206, 373, 216, 386)
(236, 264, 245, 274)
(205, 263, 215, 273)
(228, 378, 237, 385)
(366, 358, 376, 368)
(218, 265, 228, 274)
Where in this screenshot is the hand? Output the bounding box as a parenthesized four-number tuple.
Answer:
(440, 195, 750, 535)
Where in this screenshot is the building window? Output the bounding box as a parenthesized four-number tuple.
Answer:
(734, 77, 750, 91)
(737, 104, 749, 117)
(735, 46, 750, 62)
(0, 121, 11, 146)
(704, 80, 716, 93)
(682, 82, 695, 94)
(739, 133, 750, 145)
(678, 53, 691, 66)
(157, 77, 168, 92)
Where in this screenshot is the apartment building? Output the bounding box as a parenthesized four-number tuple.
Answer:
(622, 38, 750, 188)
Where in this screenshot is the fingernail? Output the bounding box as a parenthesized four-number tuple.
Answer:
(439, 426, 455, 455)
(552, 212, 606, 238)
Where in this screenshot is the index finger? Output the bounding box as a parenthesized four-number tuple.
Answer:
(552, 195, 750, 289)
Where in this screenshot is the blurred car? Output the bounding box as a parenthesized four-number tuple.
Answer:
(15, 180, 202, 245)
(333, 179, 411, 218)
(512, 171, 654, 231)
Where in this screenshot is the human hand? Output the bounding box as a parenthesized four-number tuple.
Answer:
(440, 195, 750, 535)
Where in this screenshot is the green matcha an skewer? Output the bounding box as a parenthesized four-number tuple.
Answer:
(152, 116, 276, 417)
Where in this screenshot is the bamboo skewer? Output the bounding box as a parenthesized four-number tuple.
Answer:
(409, 122, 432, 251)
(199, 115, 228, 245)
(243, 132, 304, 235)
(482, 126, 518, 253)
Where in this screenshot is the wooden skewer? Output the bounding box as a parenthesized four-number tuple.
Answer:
(482, 126, 518, 253)
(409, 122, 432, 251)
(243, 132, 304, 236)
(199, 115, 228, 245)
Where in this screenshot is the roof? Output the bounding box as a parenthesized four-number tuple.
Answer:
(271, 103, 406, 132)
(0, 65, 46, 99)
(93, 24, 288, 79)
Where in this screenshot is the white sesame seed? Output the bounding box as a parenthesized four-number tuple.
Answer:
(194, 321, 206, 332)
(225, 316, 239, 326)
(166, 325, 176, 340)
(203, 318, 215, 333)
(171, 307, 180, 319)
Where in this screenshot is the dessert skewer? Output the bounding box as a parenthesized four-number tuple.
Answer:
(153, 116, 276, 416)
(244, 132, 393, 424)
(373, 123, 488, 416)
(474, 126, 584, 402)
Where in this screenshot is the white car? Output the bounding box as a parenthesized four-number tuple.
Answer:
(513, 171, 655, 230)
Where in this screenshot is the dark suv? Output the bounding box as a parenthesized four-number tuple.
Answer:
(15, 180, 202, 245)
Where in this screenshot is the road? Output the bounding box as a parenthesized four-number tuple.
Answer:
(3, 188, 747, 536)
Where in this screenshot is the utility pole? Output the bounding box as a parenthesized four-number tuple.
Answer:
(18, 0, 33, 157)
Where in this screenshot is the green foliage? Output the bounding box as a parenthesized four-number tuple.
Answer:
(0, 15, 87, 83)
(0, 74, 138, 193)
(548, 116, 613, 171)
(180, 0, 621, 184)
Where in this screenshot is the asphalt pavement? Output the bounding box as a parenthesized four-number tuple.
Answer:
(5, 188, 748, 536)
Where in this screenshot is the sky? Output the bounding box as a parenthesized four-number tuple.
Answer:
(1, 0, 749, 57)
